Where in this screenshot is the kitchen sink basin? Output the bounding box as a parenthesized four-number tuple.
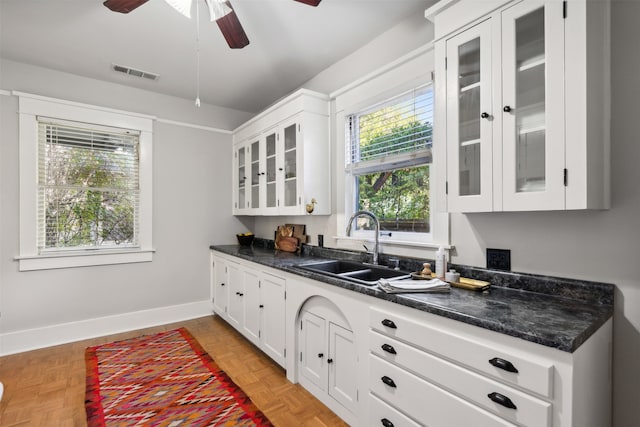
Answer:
(296, 260, 410, 286)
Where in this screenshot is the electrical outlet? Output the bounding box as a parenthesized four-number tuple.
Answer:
(487, 248, 511, 271)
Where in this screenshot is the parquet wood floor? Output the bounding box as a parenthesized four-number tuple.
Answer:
(0, 315, 348, 427)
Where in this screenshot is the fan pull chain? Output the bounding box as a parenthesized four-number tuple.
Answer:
(195, 0, 201, 107)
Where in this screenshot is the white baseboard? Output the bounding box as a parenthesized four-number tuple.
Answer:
(0, 300, 213, 356)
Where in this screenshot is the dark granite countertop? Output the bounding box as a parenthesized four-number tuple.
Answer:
(209, 242, 614, 353)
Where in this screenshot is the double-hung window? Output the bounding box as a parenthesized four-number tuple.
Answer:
(38, 118, 140, 252)
(345, 84, 433, 242)
(17, 94, 153, 270)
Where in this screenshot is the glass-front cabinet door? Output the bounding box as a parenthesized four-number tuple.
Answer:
(501, 0, 564, 210)
(235, 144, 248, 212)
(281, 122, 299, 210)
(446, 19, 494, 212)
(265, 130, 278, 211)
(250, 139, 261, 209)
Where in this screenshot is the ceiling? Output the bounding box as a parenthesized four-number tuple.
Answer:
(0, 0, 432, 113)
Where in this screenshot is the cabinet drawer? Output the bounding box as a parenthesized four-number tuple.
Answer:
(370, 307, 554, 397)
(370, 330, 551, 426)
(369, 393, 421, 427)
(370, 355, 517, 427)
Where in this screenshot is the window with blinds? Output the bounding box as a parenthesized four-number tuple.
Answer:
(345, 85, 433, 234)
(38, 118, 140, 251)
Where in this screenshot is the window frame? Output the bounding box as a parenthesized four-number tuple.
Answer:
(334, 69, 449, 250)
(345, 84, 434, 243)
(16, 93, 154, 271)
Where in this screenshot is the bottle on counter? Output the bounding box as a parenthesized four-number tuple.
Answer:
(435, 246, 447, 279)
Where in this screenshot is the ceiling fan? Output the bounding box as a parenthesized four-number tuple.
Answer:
(103, 0, 322, 49)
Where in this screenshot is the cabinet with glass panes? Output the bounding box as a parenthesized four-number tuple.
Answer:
(428, 0, 610, 212)
(232, 89, 330, 216)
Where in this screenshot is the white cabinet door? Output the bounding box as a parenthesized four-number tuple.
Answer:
(242, 269, 261, 346)
(248, 138, 262, 210)
(446, 19, 495, 212)
(501, 0, 565, 211)
(263, 128, 278, 213)
(278, 119, 301, 215)
(328, 322, 357, 412)
(299, 310, 327, 392)
(233, 143, 250, 214)
(212, 256, 228, 315)
(226, 261, 243, 329)
(260, 273, 286, 366)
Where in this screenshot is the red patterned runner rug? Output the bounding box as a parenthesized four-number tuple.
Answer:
(85, 327, 273, 426)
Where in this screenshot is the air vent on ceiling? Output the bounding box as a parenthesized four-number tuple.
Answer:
(112, 63, 159, 81)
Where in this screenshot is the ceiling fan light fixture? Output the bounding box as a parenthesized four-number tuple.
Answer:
(164, 0, 192, 18)
(205, 0, 232, 21)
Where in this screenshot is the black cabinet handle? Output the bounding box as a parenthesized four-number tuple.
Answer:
(503, 105, 512, 113)
(318, 353, 324, 358)
(278, 167, 284, 171)
(381, 376, 397, 388)
(381, 418, 394, 427)
(381, 319, 397, 329)
(236, 292, 243, 297)
(259, 304, 264, 308)
(327, 358, 333, 364)
(489, 357, 519, 373)
(488, 392, 517, 409)
(481, 112, 489, 119)
(220, 283, 225, 287)
(381, 344, 397, 355)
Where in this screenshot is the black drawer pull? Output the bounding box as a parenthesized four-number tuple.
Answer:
(220, 283, 225, 286)
(381, 319, 397, 329)
(489, 357, 519, 373)
(317, 353, 324, 358)
(381, 376, 397, 388)
(381, 418, 394, 427)
(488, 392, 517, 409)
(381, 344, 397, 355)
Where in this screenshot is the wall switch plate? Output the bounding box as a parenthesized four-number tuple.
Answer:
(487, 248, 511, 271)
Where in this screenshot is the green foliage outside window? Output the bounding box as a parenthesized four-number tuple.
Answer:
(43, 136, 137, 249)
(354, 109, 432, 233)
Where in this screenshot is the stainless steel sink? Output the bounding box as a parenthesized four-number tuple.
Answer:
(297, 260, 410, 286)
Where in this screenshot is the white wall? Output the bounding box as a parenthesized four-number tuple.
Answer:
(254, 2, 639, 425)
(252, 11, 436, 251)
(0, 61, 255, 353)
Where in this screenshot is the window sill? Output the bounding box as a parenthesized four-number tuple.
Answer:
(333, 236, 453, 250)
(15, 249, 155, 271)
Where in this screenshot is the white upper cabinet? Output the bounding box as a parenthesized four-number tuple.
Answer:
(232, 89, 330, 216)
(429, 0, 610, 212)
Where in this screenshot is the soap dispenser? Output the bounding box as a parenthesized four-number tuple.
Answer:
(435, 246, 447, 279)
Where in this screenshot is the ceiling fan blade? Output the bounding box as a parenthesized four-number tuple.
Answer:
(216, 3, 250, 49)
(293, 0, 322, 6)
(103, 0, 150, 13)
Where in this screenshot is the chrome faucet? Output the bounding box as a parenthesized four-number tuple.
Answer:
(346, 210, 380, 265)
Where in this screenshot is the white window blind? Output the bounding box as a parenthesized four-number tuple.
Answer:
(346, 84, 433, 175)
(37, 117, 140, 252)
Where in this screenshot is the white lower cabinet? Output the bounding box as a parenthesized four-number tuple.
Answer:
(210, 252, 286, 367)
(370, 355, 516, 427)
(211, 252, 612, 427)
(368, 305, 611, 427)
(298, 303, 358, 416)
(369, 393, 421, 427)
(211, 255, 228, 315)
(259, 273, 286, 365)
